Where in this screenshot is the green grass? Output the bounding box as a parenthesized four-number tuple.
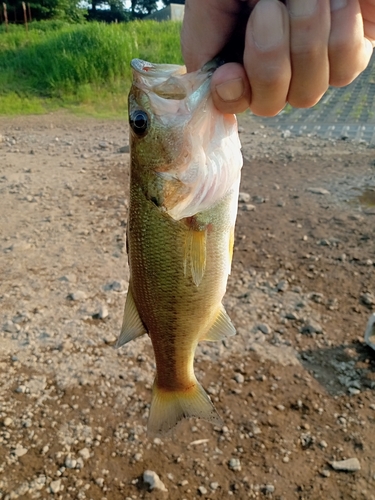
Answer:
(0, 20, 183, 117)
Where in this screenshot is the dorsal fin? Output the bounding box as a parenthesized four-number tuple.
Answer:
(201, 305, 236, 342)
(116, 286, 147, 348)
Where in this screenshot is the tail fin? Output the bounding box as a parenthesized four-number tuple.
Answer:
(148, 380, 222, 436)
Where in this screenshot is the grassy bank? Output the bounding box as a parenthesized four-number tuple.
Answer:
(0, 20, 182, 117)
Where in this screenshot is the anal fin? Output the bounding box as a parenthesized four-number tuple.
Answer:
(116, 286, 147, 348)
(201, 305, 236, 342)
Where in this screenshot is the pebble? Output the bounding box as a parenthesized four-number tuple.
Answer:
(96, 304, 109, 319)
(14, 445, 28, 457)
(234, 373, 245, 384)
(3, 417, 13, 427)
(210, 482, 219, 490)
(105, 280, 126, 292)
(198, 486, 208, 495)
(242, 203, 256, 211)
(300, 319, 323, 335)
(68, 290, 87, 301)
(65, 456, 77, 468)
(143, 470, 168, 492)
(361, 293, 374, 306)
(320, 469, 331, 478)
(50, 479, 62, 494)
(257, 323, 271, 335)
(348, 387, 360, 395)
(330, 458, 361, 472)
(264, 484, 275, 494)
(78, 447, 90, 460)
(3, 321, 20, 334)
(238, 192, 251, 203)
(228, 458, 241, 471)
(307, 187, 331, 195)
(277, 279, 289, 292)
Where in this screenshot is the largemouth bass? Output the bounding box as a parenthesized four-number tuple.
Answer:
(118, 59, 243, 435)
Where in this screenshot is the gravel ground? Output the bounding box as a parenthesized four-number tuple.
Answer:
(0, 112, 374, 500)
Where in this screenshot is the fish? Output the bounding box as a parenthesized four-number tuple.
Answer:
(117, 58, 243, 435)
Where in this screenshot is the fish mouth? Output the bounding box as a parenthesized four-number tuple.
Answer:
(130, 58, 215, 101)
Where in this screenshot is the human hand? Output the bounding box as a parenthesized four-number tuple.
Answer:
(181, 0, 375, 116)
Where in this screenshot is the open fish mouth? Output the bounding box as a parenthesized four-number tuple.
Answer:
(130, 58, 217, 102)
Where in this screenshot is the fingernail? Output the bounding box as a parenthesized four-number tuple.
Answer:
(330, 0, 347, 11)
(251, 0, 284, 50)
(215, 78, 244, 102)
(288, 0, 317, 17)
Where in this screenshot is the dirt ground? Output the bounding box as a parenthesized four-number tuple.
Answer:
(0, 112, 374, 500)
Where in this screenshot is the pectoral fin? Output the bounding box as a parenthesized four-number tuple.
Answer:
(184, 229, 207, 287)
(229, 226, 235, 271)
(116, 286, 147, 348)
(201, 305, 236, 342)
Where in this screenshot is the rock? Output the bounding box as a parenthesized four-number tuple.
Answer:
(277, 279, 289, 292)
(364, 313, 375, 351)
(3, 320, 21, 333)
(104, 280, 127, 292)
(98, 304, 109, 319)
(281, 130, 291, 138)
(330, 458, 361, 472)
(59, 274, 77, 283)
(78, 448, 90, 460)
(264, 484, 275, 494)
(228, 458, 241, 471)
(300, 319, 323, 335)
(13, 445, 28, 457)
(361, 292, 374, 306)
(285, 312, 298, 320)
(309, 292, 324, 304)
(253, 195, 266, 204)
(68, 290, 87, 301)
(242, 203, 256, 211)
(257, 323, 271, 335)
(238, 192, 251, 203)
(307, 187, 330, 195)
(234, 373, 245, 384)
(348, 387, 360, 395)
(143, 470, 168, 492)
(50, 479, 62, 493)
(3, 417, 13, 427)
(198, 486, 208, 495)
(320, 469, 331, 478)
(65, 456, 77, 469)
(210, 482, 219, 490)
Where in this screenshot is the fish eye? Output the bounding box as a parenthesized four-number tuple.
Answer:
(130, 110, 149, 135)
